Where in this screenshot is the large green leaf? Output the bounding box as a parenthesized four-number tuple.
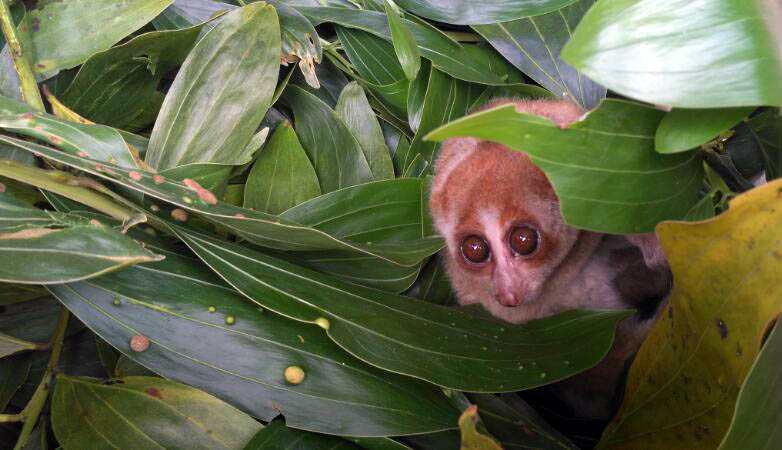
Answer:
(52, 376, 262, 449)
(174, 225, 631, 392)
(0, 135, 443, 266)
(393, 0, 577, 25)
(335, 82, 395, 181)
(655, 107, 756, 154)
(243, 121, 321, 214)
(0, 190, 162, 284)
(561, 0, 782, 108)
(719, 319, 782, 449)
(296, 7, 510, 85)
(748, 108, 782, 180)
(60, 25, 202, 130)
(29, 0, 174, 78)
(282, 85, 374, 192)
(473, 0, 606, 110)
(0, 353, 30, 411)
(384, 0, 420, 80)
(48, 251, 460, 436)
(145, 3, 280, 170)
(426, 100, 704, 233)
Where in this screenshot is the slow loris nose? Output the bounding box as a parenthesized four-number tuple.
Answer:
(492, 262, 526, 307)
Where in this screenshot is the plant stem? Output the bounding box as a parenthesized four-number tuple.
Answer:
(0, 413, 23, 422)
(0, 0, 44, 111)
(0, 159, 133, 221)
(12, 307, 69, 450)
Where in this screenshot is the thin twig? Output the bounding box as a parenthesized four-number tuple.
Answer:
(0, 0, 44, 111)
(13, 307, 69, 450)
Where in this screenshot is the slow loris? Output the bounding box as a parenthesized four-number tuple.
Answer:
(429, 98, 671, 419)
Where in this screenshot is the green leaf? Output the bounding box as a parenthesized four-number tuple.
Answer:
(175, 225, 631, 392)
(337, 27, 405, 85)
(52, 376, 261, 449)
(145, 3, 280, 170)
(426, 100, 704, 233)
(335, 82, 395, 180)
(404, 68, 485, 174)
(28, 0, 175, 77)
(473, 0, 606, 110)
(60, 25, 202, 130)
(243, 121, 321, 214)
(243, 420, 358, 450)
(0, 332, 36, 358)
(0, 283, 47, 305)
(404, 255, 456, 305)
(281, 85, 374, 192)
(384, 1, 421, 80)
(393, 0, 578, 25)
(296, 7, 508, 85)
(115, 355, 159, 378)
(656, 108, 756, 154)
(48, 252, 460, 436)
(748, 108, 782, 180)
(719, 319, 782, 449)
(0, 135, 442, 266)
(561, 0, 782, 108)
(0, 194, 162, 284)
(470, 394, 578, 449)
(0, 353, 31, 411)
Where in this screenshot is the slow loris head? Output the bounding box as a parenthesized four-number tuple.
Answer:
(430, 99, 592, 323)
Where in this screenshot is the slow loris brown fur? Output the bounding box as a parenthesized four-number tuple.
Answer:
(429, 98, 671, 419)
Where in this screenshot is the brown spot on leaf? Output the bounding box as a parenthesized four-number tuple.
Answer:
(198, 188, 217, 205)
(234, 213, 245, 219)
(145, 387, 163, 399)
(129, 335, 149, 352)
(0, 228, 57, 239)
(0, 182, 5, 193)
(48, 135, 61, 145)
(128, 171, 142, 181)
(183, 178, 201, 190)
(170, 208, 188, 222)
(153, 175, 165, 184)
(31, 18, 39, 31)
(716, 319, 728, 339)
(77, 151, 87, 157)
(21, 112, 33, 120)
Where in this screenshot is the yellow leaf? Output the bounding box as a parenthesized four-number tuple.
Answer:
(600, 179, 782, 448)
(459, 405, 503, 450)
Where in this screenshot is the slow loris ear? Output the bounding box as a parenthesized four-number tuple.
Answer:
(625, 233, 668, 270)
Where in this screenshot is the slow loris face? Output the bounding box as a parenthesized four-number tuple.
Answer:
(430, 99, 595, 323)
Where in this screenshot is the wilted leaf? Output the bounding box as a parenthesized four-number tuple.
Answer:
(458, 405, 502, 450)
(426, 100, 704, 233)
(656, 108, 755, 154)
(393, 0, 578, 25)
(335, 82, 395, 181)
(28, 0, 175, 77)
(48, 251, 460, 436)
(561, 0, 782, 108)
(473, 0, 606, 110)
(719, 318, 782, 449)
(175, 225, 631, 392)
(146, 3, 280, 171)
(244, 121, 321, 214)
(600, 179, 782, 448)
(60, 25, 201, 130)
(52, 376, 261, 449)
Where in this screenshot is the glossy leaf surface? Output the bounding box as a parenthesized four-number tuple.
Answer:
(243, 420, 358, 449)
(0, 191, 162, 284)
(0, 135, 442, 266)
(52, 376, 261, 449)
(61, 25, 201, 130)
(335, 82, 395, 181)
(48, 251, 459, 436)
(384, 1, 420, 80)
(719, 319, 782, 450)
(243, 121, 321, 214)
(175, 226, 631, 392)
(656, 108, 756, 154)
(29, 0, 174, 77)
(282, 85, 373, 192)
(473, 0, 606, 110)
(146, 3, 280, 170)
(393, 0, 577, 25)
(561, 0, 782, 108)
(601, 179, 782, 448)
(426, 101, 704, 233)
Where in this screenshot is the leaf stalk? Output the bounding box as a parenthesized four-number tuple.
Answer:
(0, 0, 44, 111)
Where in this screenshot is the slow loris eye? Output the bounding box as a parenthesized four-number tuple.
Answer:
(510, 226, 538, 256)
(461, 235, 490, 263)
